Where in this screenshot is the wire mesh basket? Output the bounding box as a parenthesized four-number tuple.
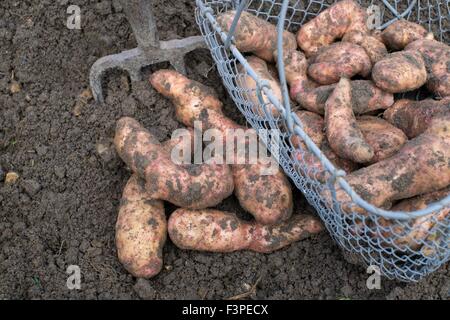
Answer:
(195, 0, 450, 282)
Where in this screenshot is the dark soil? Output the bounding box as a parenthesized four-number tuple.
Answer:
(0, 0, 448, 300)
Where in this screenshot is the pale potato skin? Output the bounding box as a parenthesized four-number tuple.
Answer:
(342, 30, 388, 64)
(168, 209, 324, 253)
(308, 42, 372, 85)
(293, 111, 358, 181)
(330, 114, 450, 210)
(114, 117, 234, 209)
(381, 19, 430, 50)
(383, 98, 450, 138)
(291, 111, 325, 148)
(282, 50, 393, 115)
(150, 70, 293, 225)
(325, 77, 375, 164)
(216, 10, 297, 62)
(379, 187, 450, 252)
(372, 51, 427, 93)
(116, 175, 166, 278)
(405, 39, 450, 97)
(297, 0, 368, 57)
(241, 56, 284, 116)
(357, 116, 408, 163)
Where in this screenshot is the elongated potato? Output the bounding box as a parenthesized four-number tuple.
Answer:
(292, 111, 358, 181)
(297, 0, 368, 57)
(384, 98, 450, 138)
(114, 117, 234, 209)
(342, 30, 388, 64)
(325, 77, 374, 164)
(308, 42, 372, 85)
(357, 116, 408, 163)
(372, 51, 427, 93)
(405, 39, 450, 97)
(217, 10, 297, 62)
(241, 56, 283, 116)
(150, 70, 293, 225)
(168, 209, 323, 253)
(379, 187, 450, 252)
(116, 175, 166, 278)
(328, 114, 450, 210)
(282, 50, 393, 114)
(381, 19, 430, 50)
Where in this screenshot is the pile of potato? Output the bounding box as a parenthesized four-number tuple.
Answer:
(217, 0, 449, 252)
(113, 71, 325, 279)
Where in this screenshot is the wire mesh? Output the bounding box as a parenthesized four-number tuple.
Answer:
(195, 0, 450, 282)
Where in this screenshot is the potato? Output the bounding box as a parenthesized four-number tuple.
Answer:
(216, 10, 297, 62)
(357, 116, 408, 163)
(168, 209, 323, 253)
(293, 111, 358, 181)
(150, 70, 293, 225)
(384, 98, 450, 138)
(325, 77, 374, 164)
(281, 50, 393, 115)
(116, 175, 166, 278)
(381, 19, 431, 50)
(379, 187, 449, 252)
(114, 117, 234, 209)
(291, 111, 325, 148)
(308, 42, 372, 85)
(297, 0, 368, 57)
(342, 30, 388, 64)
(372, 51, 427, 93)
(328, 114, 450, 210)
(240, 56, 284, 116)
(405, 39, 450, 97)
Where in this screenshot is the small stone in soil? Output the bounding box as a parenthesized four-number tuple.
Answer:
(10, 81, 21, 94)
(5, 172, 19, 184)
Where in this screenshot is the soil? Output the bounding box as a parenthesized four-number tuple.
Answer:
(0, 0, 448, 300)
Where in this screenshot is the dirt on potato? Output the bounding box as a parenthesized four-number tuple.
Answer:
(0, 0, 449, 300)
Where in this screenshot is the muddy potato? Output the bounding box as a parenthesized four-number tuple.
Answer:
(150, 70, 293, 225)
(343, 30, 388, 64)
(381, 19, 430, 50)
(357, 116, 408, 163)
(308, 42, 372, 85)
(384, 98, 450, 138)
(328, 114, 450, 210)
(297, 0, 368, 56)
(217, 10, 297, 62)
(379, 187, 450, 252)
(291, 111, 325, 148)
(116, 175, 166, 278)
(241, 56, 284, 116)
(114, 117, 234, 209)
(281, 50, 393, 114)
(405, 39, 450, 97)
(372, 51, 427, 93)
(325, 78, 374, 164)
(233, 163, 293, 225)
(168, 209, 323, 253)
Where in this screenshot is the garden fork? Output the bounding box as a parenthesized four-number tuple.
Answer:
(89, 0, 206, 103)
